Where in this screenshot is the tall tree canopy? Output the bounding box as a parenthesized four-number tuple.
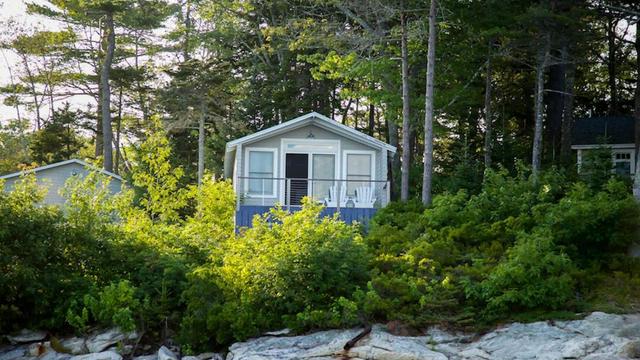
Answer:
(0, 0, 639, 199)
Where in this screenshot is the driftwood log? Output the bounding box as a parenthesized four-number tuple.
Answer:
(343, 325, 372, 351)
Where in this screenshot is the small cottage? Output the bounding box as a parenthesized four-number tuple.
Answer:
(1, 159, 124, 205)
(224, 112, 397, 227)
(572, 116, 635, 175)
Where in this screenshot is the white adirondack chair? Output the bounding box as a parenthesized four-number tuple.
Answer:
(354, 186, 376, 208)
(324, 183, 347, 207)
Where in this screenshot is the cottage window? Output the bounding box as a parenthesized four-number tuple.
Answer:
(613, 151, 633, 176)
(346, 153, 372, 195)
(248, 150, 275, 195)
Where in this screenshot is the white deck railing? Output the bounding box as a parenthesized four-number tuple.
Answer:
(236, 177, 391, 210)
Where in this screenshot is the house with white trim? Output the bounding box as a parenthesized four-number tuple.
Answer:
(224, 112, 396, 227)
(572, 116, 636, 175)
(0, 159, 124, 205)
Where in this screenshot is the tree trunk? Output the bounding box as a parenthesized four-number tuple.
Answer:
(100, 11, 116, 172)
(368, 102, 375, 136)
(633, 22, 640, 200)
(607, 17, 618, 115)
(421, 0, 437, 205)
(183, 0, 192, 61)
(198, 101, 206, 185)
(546, 55, 565, 163)
(483, 41, 493, 170)
(387, 118, 400, 199)
(21, 55, 41, 130)
(114, 87, 123, 175)
(560, 44, 575, 167)
(400, 10, 411, 201)
(532, 35, 549, 181)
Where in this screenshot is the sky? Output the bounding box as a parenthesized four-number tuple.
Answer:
(0, 0, 61, 123)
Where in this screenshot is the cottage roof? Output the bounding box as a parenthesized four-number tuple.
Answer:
(0, 159, 124, 181)
(226, 112, 397, 153)
(572, 116, 635, 146)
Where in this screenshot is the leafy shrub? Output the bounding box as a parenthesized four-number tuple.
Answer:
(362, 166, 638, 328)
(466, 231, 575, 319)
(67, 280, 141, 333)
(181, 200, 369, 347)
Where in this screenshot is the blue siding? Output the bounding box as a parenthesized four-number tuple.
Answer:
(236, 205, 377, 229)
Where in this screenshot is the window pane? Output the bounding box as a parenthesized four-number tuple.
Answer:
(346, 154, 371, 195)
(614, 161, 631, 175)
(312, 154, 335, 200)
(248, 151, 274, 194)
(347, 154, 371, 176)
(249, 151, 273, 173)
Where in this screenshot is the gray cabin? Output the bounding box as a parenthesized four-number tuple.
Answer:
(1, 159, 124, 205)
(224, 112, 397, 227)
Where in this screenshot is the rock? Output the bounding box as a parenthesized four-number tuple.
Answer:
(195, 353, 223, 360)
(0, 348, 27, 360)
(39, 350, 72, 360)
(59, 339, 86, 355)
(131, 355, 156, 360)
(227, 325, 447, 360)
(262, 329, 290, 337)
(181, 356, 199, 360)
(69, 351, 122, 360)
(156, 346, 177, 360)
(85, 329, 137, 354)
(7, 331, 47, 345)
(458, 347, 492, 359)
(195, 353, 213, 360)
(225, 312, 640, 360)
(621, 340, 640, 358)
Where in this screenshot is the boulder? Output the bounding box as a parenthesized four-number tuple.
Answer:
(59, 339, 87, 356)
(225, 312, 640, 360)
(196, 353, 223, 360)
(227, 325, 447, 360)
(621, 340, 640, 359)
(7, 331, 47, 345)
(69, 351, 122, 360)
(131, 355, 156, 360)
(0, 348, 27, 360)
(262, 329, 290, 337)
(157, 347, 177, 360)
(85, 329, 137, 354)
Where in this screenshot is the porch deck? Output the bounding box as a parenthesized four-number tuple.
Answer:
(234, 177, 387, 228)
(235, 205, 378, 228)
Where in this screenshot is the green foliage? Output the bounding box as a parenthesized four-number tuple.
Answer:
(180, 200, 369, 347)
(0, 130, 235, 342)
(67, 280, 140, 333)
(467, 231, 575, 319)
(580, 146, 614, 190)
(361, 167, 639, 327)
(29, 104, 85, 165)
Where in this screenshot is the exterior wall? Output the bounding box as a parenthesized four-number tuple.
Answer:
(237, 124, 389, 207)
(574, 145, 636, 175)
(2, 163, 123, 205)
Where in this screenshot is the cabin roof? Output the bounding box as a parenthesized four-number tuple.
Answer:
(0, 158, 124, 181)
(572, 116, 635, 146)
(226, 112, 397, 153)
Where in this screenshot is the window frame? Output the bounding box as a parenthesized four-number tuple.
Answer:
(342, 150, 376, 195)
(612, 149, 635, 175)
(244, 147, 278, 198)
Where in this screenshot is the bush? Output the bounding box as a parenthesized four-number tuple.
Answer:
(67, 280, 141, 333)
(467, 231, 575, 319)
(181, 200, 369, 347)
(362, 167, 639, 328)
